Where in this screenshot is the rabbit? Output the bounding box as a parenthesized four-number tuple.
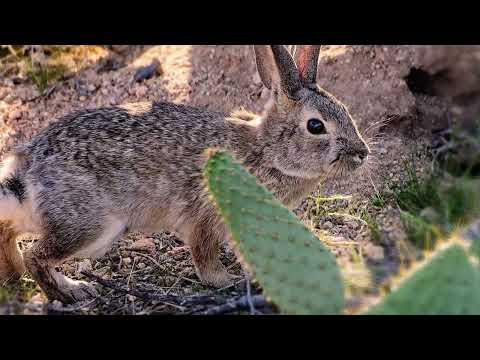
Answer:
(0, 45, 370, 303)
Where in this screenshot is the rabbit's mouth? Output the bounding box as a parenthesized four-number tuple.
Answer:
(345, 154, 368, 172)
(329, 156, 340, 165)
(327, 154, 367, 179)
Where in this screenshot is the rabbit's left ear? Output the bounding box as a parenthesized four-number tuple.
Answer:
(293, 45, 321, 85)
(253, 45, 303, 99)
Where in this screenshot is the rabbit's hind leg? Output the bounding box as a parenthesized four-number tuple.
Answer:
(24, 217, 126, 303)
(0, 222, 25, 281)
(188, 219, 234, 288)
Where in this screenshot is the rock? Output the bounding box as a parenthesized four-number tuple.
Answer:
(252, 72, 263, 85)
(345, 219, 361, 230)
(29, 292, 46, 305)
(97, 57, 126, 74)
(109, 45, 129, 54)
(135, 84, 147, 98)
(364, 243, 385, 261)
(9, 109, 21, 121)
(420, 207, 440, 223)
(134, 59, 162, 82)
(128, 238, 156, 254)
(330, 236, 347, 242)
(77, 259, 92, 273)
(323, 221, 334, 229)
(62, 263, 76, 274)
(123, 257, 132, 265)
(50, 300, 64, 310)
(463, 219, 480, 242)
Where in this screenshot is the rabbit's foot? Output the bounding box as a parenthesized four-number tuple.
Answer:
(56, 277, 99, 303)
(0, 223, 24, 282)
(197, 265, 236, 288)
(24, 251, 98, 304)
(45, 272, 98, 304)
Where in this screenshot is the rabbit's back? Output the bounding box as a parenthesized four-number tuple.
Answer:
(21, 101, 233, 233)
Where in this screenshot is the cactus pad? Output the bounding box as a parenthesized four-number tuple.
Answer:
(204, 149, 344, 315)
(366, 243, 480, 315)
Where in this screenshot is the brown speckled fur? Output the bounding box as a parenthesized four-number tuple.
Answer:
(0, 45, 369, 303)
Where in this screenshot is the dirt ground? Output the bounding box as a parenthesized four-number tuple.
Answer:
(0, 45, 479, 315)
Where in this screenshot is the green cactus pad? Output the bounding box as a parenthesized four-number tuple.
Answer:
(471, 236, 480, 260)
(204, 149, 344, 315)
(366, 243, 480, 315)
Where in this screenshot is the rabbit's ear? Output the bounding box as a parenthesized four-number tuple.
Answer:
(253, 45, 302, 98)
(293, 45, 321, 84)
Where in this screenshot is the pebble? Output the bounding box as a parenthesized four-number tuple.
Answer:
(420, 207, 439, 223)
(323, 221, 333, 229)
(364, 243, 385, 261)
(29, 293, 46, 305)
(62, 264, 76, 273)
(129, 238, 156, 254)
(77, 259, 92, 273)
(134, 59, 162, 82)
(135, 85, 148, 98)
(345, 219, 361, 231)
(123, 257, 132, 265)
(8, 109, 22, 120)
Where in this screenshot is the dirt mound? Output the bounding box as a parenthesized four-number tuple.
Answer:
(317, 45, 480, 132)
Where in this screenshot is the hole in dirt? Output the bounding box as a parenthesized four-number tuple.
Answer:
(405, 67, 437, 96)
(405, 67, 453, 98)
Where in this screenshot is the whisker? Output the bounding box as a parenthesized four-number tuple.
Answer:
(362, 122, 387, 137)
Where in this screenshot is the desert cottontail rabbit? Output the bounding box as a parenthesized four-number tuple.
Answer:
(0, 45, 369, 303)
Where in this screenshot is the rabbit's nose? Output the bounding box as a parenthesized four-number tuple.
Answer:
(354, 146, 369, 166)
(358, 144, 370, 160)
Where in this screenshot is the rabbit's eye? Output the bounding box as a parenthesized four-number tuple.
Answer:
(307, 118, 327, 135)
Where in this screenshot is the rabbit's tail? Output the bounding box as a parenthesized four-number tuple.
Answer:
(0, 151, 29, 279)
(0, 149, 28, 221)
(0, 176, 26, 219)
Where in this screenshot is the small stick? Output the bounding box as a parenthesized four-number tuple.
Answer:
(129, 251, 201, 284)
(217, 278, 245, 292)
(81, 270, 153, 302)
(245, 276, 255, 315)
(82, 271, 224, 308)
(82, 271, 270, 314)
(197, 295, 269, 315)
(46, 297, 99, 313)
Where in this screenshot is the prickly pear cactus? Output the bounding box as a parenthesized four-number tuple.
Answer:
(204, 149, 344, 315)
(366, 241, 480, 315)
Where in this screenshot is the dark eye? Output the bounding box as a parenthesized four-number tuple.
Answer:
(307, 118, 327, 135)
